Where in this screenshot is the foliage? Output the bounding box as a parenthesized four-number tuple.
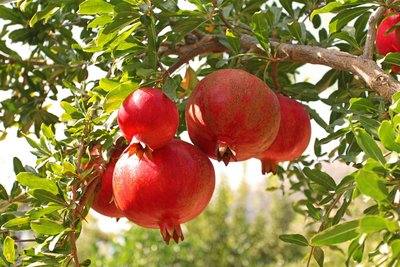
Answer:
(0, 0, 400, 266)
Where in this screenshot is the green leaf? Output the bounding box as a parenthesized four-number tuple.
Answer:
(287, 21, 305, 44)
(349, 98, 377, 113)
(0, 184, 8, 200)
(279, 234, 309, 246)
(0, 6, 21, 23)
(311, 1, 342, 21)
(41, 124, 54, 140)
(29, 3, 60, 27)
(355, 169, 388, 202)
(103, 82, 139, 113)
(303, 168, 336, 191)
(329, 7, 372, 34)
(17, 172, 58, 195)
(353, 128, 386, 164)
(279, 0, 294, 17)
(12, 157, 24, 175)
(2, 217, 31, 231)
(313, 247, 324, 267)
(252, 12, 270, 52)
(311, 220, 360, 246)
(359, 215, 395, 234)
(29, 189, 66, 206)
(78, 0, 114, 15)
(146, 17, 157, 69)
(379, 120, 400, 153)
(30, 218, 64, 235)
(163, 78, 179, 101)
(3, 236, 15, 264)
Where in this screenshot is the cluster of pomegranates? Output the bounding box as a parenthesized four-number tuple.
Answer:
(88, 69, 311, 244)
(376, 10, 400, 73)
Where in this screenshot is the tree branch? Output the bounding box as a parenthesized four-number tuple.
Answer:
(363, 6, 387, 59)
(160, 33, 400, 100)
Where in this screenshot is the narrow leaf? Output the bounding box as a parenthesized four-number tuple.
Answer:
(311, 220, 359, 246)
(279, 234, 309, 246)
(354, 128, 386, 164)
(303, 168, 336, 191)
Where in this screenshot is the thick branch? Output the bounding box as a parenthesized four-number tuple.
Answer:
(160, 34, 400, 100)
(272, 41, 400, 99)
(363, 6, 387, 59)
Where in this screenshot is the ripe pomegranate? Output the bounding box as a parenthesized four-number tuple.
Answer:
(376, 11, 400, 73)
(84, 144, 125, 218)
(117, 88, 179, 157)
(113, 139, 215, 244)
(185, 69, 280, 165)
(257, 94, 311, 174)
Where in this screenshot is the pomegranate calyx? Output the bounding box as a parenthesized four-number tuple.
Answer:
(124, 139, 153, 160)
(261, 159, 278, 175)
(216, 142, 237, 166)
(159, 222, 184, 245)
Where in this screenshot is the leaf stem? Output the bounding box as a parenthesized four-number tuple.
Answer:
(306, 192, 344, 267)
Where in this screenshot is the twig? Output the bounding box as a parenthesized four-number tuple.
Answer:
(0, 53, 49, 66)
(69, 108, 96, 267)
(14, 239, 36, 243)
(306, 192, 344, 267)
(363, 6, 387, 59)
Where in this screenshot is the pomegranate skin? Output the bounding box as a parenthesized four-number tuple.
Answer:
(113, 139, 215, 244)
(376, 12, 400, 56)
(117, 88, 179, 150)
(257, 95, 311, 174)
(86, 145, 125, 218)
(185, 69, 280, 165)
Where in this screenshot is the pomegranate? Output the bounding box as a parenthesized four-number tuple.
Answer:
(117, 87, 179, 156)
(84, 144, 125, 218)
(257, 94, 311, 174)
(376, 11, 400, 73)
(113, 139, 215, 244)
(185, 69, 280, 165)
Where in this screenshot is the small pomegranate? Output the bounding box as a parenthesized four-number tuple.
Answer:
(117, 88, 179, 156)
(257, 94, 311, 174)
(84, 144, 125, 218)
(185, 69, 280, 165)
(113, 139, 215, 244)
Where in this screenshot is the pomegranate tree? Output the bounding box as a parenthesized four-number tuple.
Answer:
(118, 87, 179, 157)
(185, 69, 280, 165)
(257, 95, 311, 174)
(112, 139, 215, 244)
(376, 11, 400, 73)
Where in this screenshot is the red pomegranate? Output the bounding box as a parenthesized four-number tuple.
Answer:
(376, 11, 400, 73)
(257, 94, 311, 174)
(117, 88, 179, 156)
(376, 11, 400, 55)
(113, 139, 215, 244)
(185, 69, 280, 165)
(84, 144, 125, 218)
